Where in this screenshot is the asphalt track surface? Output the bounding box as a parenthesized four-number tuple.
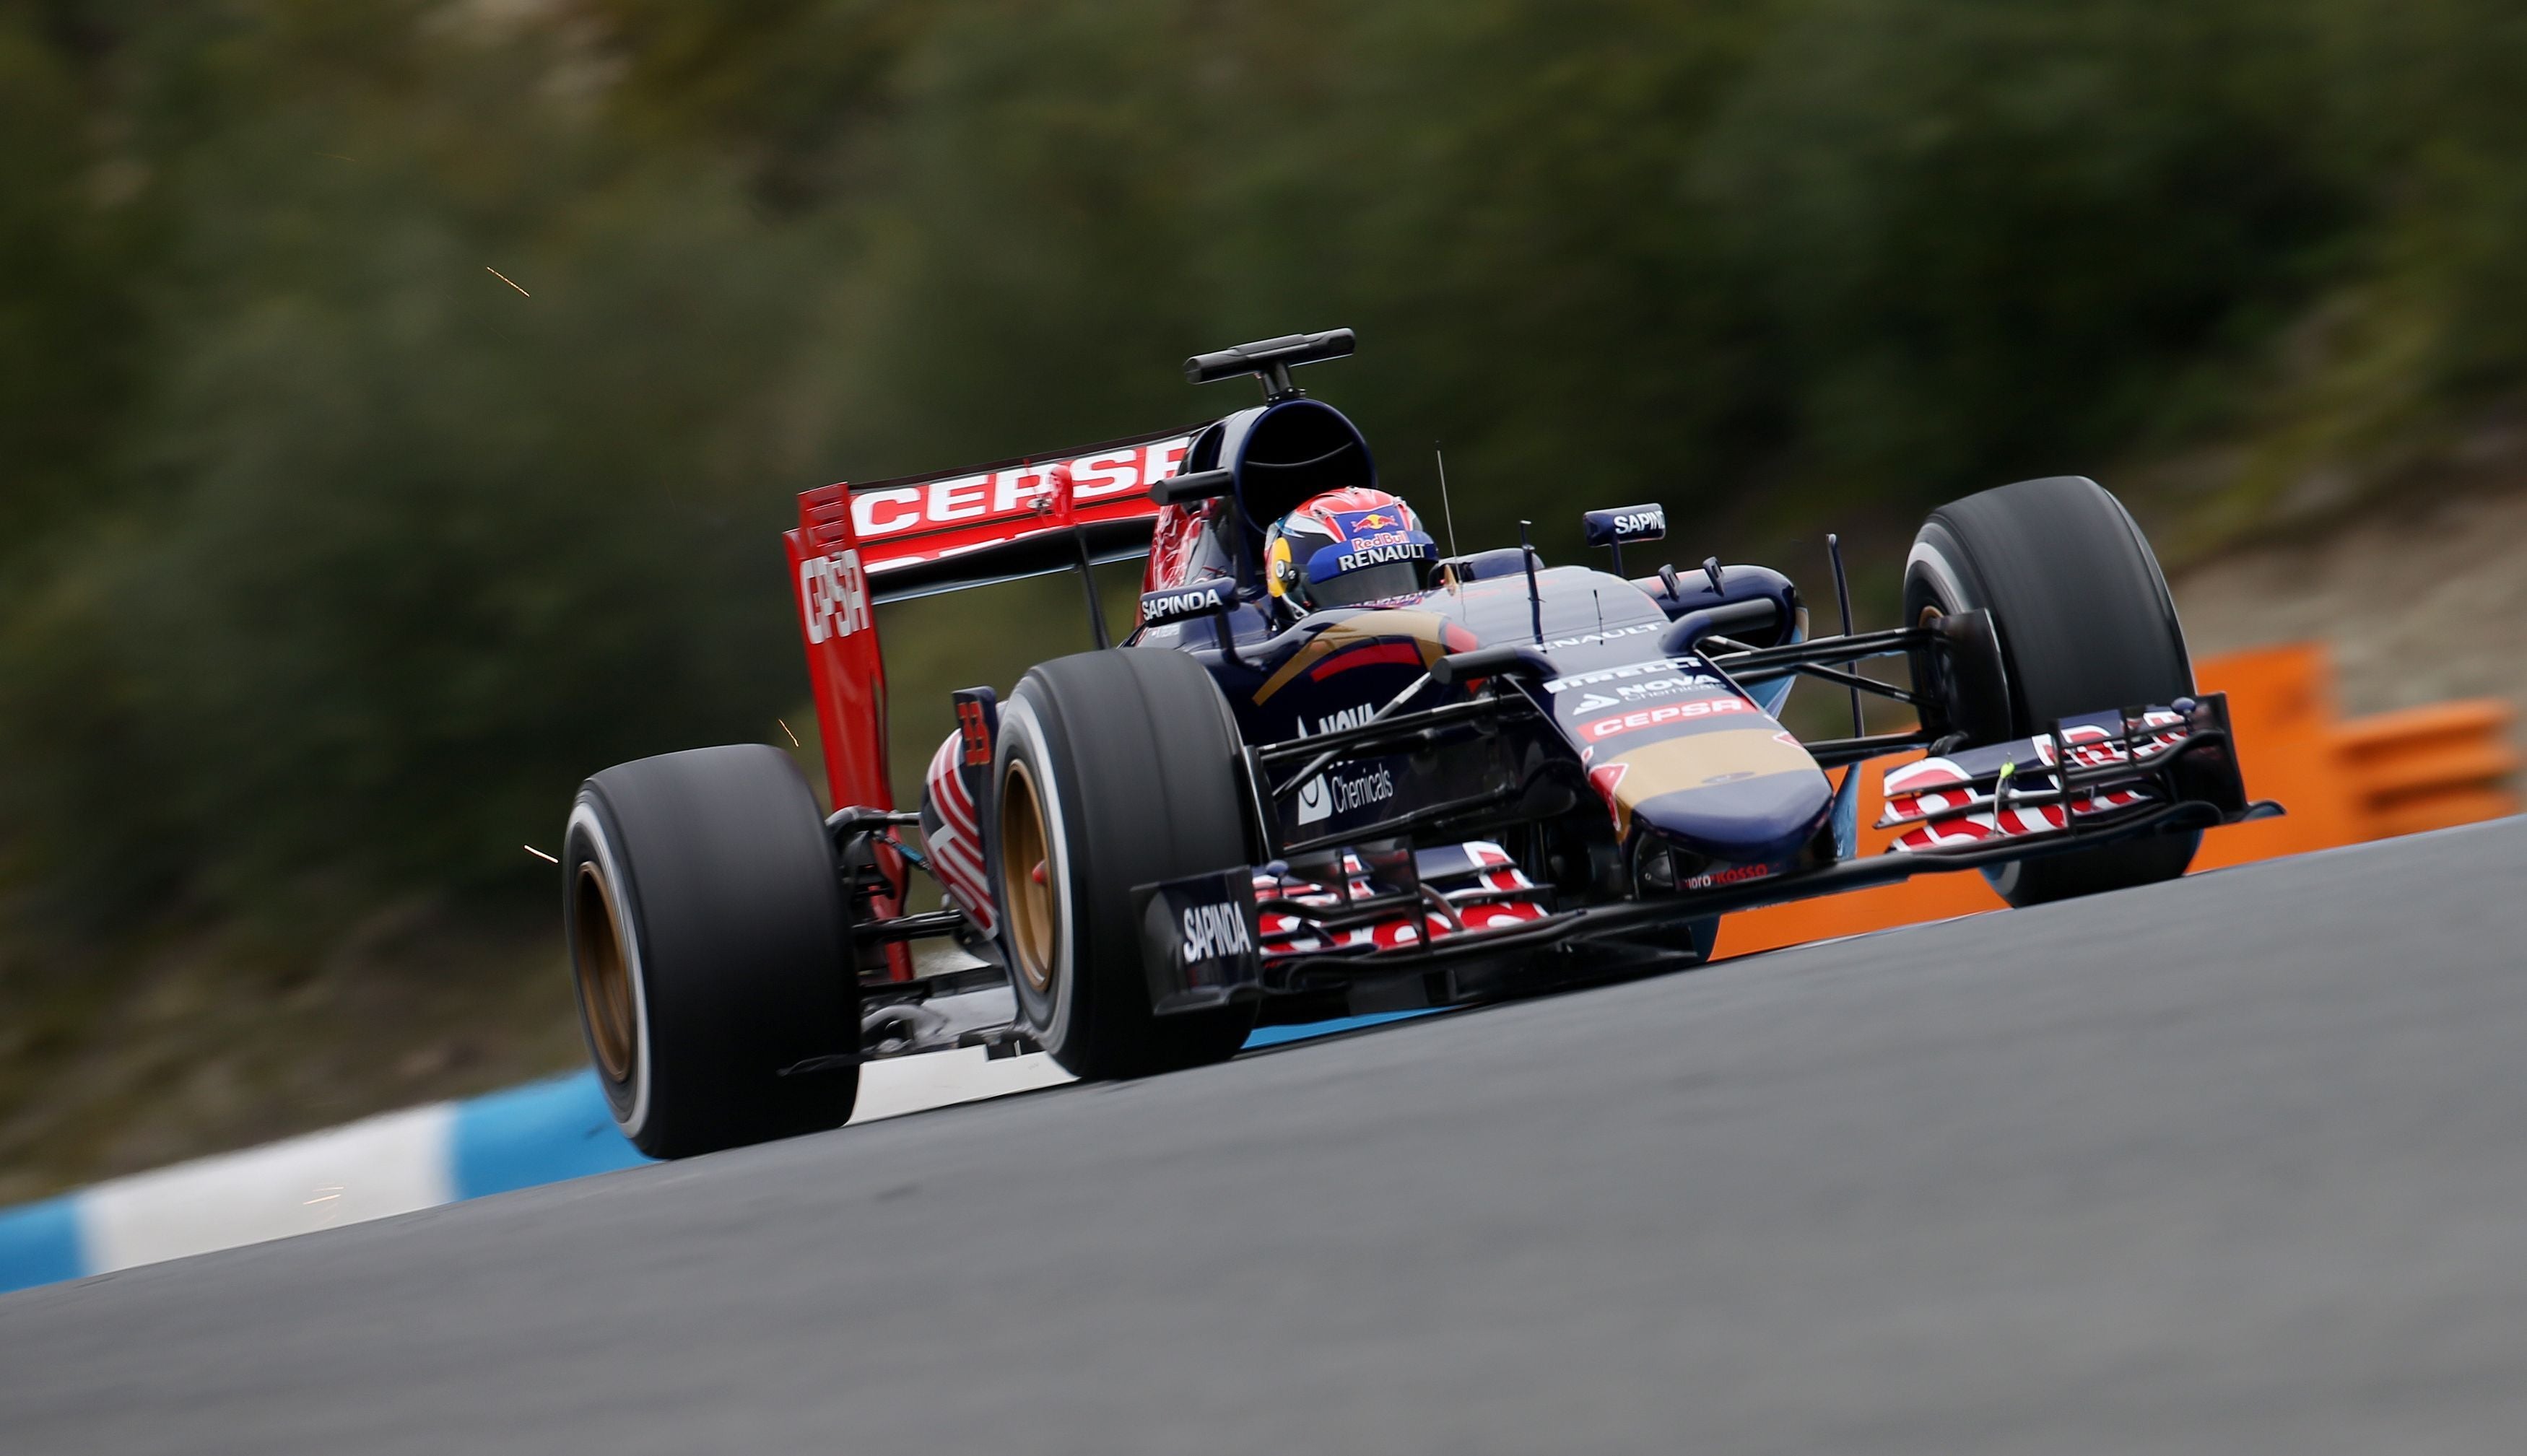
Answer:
(6, 820, 2526, 1455)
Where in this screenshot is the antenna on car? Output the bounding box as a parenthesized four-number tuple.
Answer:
(1826, 533, 1863, 737)
(1432, 441, 1461, 561)
(1518, 520, 1544, 642)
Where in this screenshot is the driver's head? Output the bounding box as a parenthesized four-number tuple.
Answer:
(1263, 489, 1436, 612)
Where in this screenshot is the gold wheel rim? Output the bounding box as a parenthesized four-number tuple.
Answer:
(999, 760, 1058, 995)
(573, 863, 637, 1083)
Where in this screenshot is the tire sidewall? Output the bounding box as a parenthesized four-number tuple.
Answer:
(1902, 523, 1976, 640)
(562, 744, 858, 1157)
(1904, 520, 2001, 721)
(565, 790, 656, 1139)
(993, 691, 1087, 1058)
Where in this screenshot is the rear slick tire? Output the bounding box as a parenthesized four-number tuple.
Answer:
(992, 648, 1258, 1079)
(565, 744, 858, 1159)
(1902, 475, 2199, 908)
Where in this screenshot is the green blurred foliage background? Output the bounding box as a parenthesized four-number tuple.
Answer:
(4, 0, 2524, 948)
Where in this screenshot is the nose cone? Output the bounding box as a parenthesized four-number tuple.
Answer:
(1591, 728, 1833, 865)
(1629, 771, 1835, 864)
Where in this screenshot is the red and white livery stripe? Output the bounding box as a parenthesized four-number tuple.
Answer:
(843, 430, 1197, 579)
(1889, 786, 2152, 853)
(1251, 840, 1549, 956)
(923, 732, 996, 934)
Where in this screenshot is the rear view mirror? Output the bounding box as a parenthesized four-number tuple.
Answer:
(1581, 503, 1666, 576)
(1151, 468, 1235, 506)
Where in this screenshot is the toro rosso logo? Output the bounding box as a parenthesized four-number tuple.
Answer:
(1685, 862, 1772, 890)
(799, 549, 871, 644)
(1580, 697, 1751, 741)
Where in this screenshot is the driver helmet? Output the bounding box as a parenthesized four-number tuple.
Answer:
(1263, 488, 1438, 611)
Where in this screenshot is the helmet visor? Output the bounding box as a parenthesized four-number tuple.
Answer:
(1309, 559, 1428, 608)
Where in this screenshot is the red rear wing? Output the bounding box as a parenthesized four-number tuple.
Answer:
(782, 422, 1204, 816)
(783, 425, 1205, 972)
(838, 425, 1202, 602)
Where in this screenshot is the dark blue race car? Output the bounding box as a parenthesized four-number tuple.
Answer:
(562, 328, 2276, 1158)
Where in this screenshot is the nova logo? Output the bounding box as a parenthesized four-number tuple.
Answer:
(1315, 704, 1375, 735)
(1180, 902, 1253, 963)
(1609, 676, 1716, 704)
(1555, 663, 1719, 712)
(799, 549, 871, 644)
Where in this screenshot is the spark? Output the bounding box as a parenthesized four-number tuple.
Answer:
(303, 1187, 344, 1206)
(525, 844, 558, 863)
(486, 266, 531, 297)
(778, 718, 800, 748)
(317, 153, 359, 163)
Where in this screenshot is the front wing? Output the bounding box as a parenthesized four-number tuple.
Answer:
(1144, 692, 2278, 998)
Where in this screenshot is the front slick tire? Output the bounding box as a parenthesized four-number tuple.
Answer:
(565, 744, 858, 1159)
(1904, 475, 2199, 908)
(992, 648, 1258, 1080)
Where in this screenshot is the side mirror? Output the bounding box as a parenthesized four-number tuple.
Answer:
(1432, 545, 1540, 585)
(1581, 503, 1666, 577)
(1152, 468, 1234, 506)
(1431, 642, 1557, 689)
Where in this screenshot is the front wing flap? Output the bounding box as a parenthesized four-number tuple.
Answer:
(1253, 840, 1553, 959)
(1875, 694, 2259, 855)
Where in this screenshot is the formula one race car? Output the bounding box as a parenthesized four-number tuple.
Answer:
(562, 328, 2278, 1157)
